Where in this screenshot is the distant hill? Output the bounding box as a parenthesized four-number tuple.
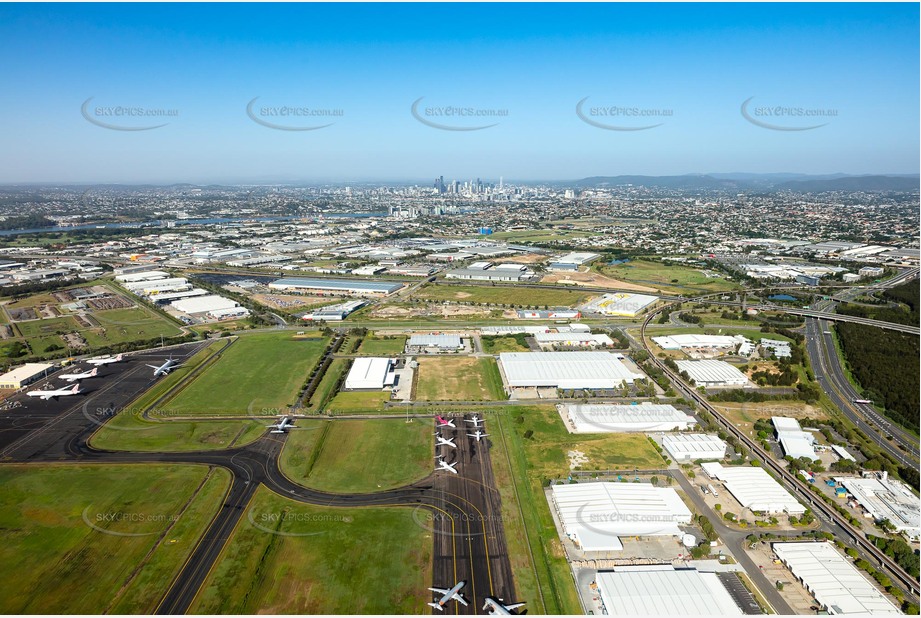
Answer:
(774, 175, 919, 192)
(571, 174, 919, 193)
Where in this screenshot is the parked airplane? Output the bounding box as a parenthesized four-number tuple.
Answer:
(267, 417, 294, 433)
(428, 581, 467, 611)
(465, 415, 484, 427)
(435, 415, 456, 428)
(436, 436, 456, 448)
(147, 357, 183, 377)
(467, 429, 490, 442)
(435, 458, 458, 474)
(483, 597, 526, 615)
(86, 353, 124, 366)
(26, 383, 81, 400)
(58, 367, 98, 382)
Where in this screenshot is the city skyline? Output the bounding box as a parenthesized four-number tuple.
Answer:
(0, 3, 918, 183)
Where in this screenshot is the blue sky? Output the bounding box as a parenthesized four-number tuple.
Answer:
(0, 3, 917, 183)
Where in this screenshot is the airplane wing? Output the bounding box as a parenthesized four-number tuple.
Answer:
(428, 588, 449, 595)
(146, 364, 161, 369)
(505, 602, 526, 610)
(453, 594, 468, 606)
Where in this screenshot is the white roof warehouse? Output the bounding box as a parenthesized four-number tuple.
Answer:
(595, 566, 745, 616)
(499, 351, 643, 390)
(564, 403, 696, 433)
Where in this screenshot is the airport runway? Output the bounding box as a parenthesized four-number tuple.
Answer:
(0, 347, 515, 615)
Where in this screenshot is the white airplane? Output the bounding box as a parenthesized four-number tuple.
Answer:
(467, 429, 490, 442)
(86, 353, 124, 366)
(436, 459, 458, 474)
(436, 436, 456, 448)
(435, 415, 456, 428)
(147, 357, 183, 377)
(465, 415, 484, 427)
(483, 597, 526, 615)
(428, 581, 467, 611)
(267, 417, 294, 434)
(26, 383, 81, 401)
(58, 367, 98, 382)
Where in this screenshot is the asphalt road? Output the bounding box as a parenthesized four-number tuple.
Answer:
(0, 347, 515, 615)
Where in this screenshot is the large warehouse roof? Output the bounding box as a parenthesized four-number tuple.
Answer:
(499, 352, 642, 389)
(171, 294, 239, 315)
(675, 360, 748, 386)
(652, 334, 747, 350)
(773, 542, 901, 615)
(565, 404, 696, 433)
(551, 482, 692, 551)
(407, 334, 462, 348)
(0, 363, 54, 389)
(702, 463, 805, 514)
(662, 434, 727, 461)
(596, 566, 744, 616)
(269, 277, 402, 294)
(343, 357, 392, 390)
(838, 475, 920, 539)
(533, 332, 613, 346)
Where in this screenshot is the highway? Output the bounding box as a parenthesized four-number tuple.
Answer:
(0, 346, 515, 615)
(638, 309, 921, 603)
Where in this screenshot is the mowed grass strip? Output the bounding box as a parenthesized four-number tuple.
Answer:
(0, 464, 230, 614)
(280, 419, 432, 493)
(414, 283, 593, 307)
(415, 356, 506, 401)
(599, 259, 738, 294)
(166, 332, 329, 415)
(356, 335, 407, 355)
(82, 306, 183, 346)
(190, 487, 431, 614)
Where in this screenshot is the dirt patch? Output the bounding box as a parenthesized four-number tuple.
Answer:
(7, 307, 37, 321)
(453, 292, 472, 299)
(252, 293, 328, 310)
(568, 449, 589, 469)
(541, 270, 657, 292)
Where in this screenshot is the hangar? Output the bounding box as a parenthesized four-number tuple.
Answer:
(773, 542, 900, 614)
(0, 363, 54, 389)
(343, 357, 394, 390)
(564, 403, 696, 433)
(595, 566, 745, 616)
(550, 482, 692, 551)
(499, 352, 643, 391)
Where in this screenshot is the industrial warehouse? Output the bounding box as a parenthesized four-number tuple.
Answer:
(701, 463, 806, 514)
(773, 416, 818, 461)
(343, 357, 395, 390)
(268, 277, 403, 297)
(563, 403, 697, 433)
(594, 566, 746, 616)
(405, 334, 465, 353)
(549, 482, 693, 551)
(662, 434, 728, 462)
(837, 473, 920, 540)
(581, 292, 659, 317)
(498, 352, 644, 392)
(675, 359, 750, 387)
(772, 542, 901, 614)
(532, 332, 614, 349)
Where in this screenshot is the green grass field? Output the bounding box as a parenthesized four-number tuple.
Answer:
(164, 333, 328, 416)
(0, 463, 230, 614)
(481, 334, 530, 353)
(598, 259, 738, 295)
(90, 340, 265, 452)
(326, 390, 391, 413)
(280, 419, 432, 492)
(190, 486, 431, 614)
(356, 335, 407, 355)
(13, 315, 81, 337)
(82, 307, 183, 346)
(414, 283, 593, 308)
(306, 358, 348, 412)
(415, 356, 506, 401)
(485, 228, 594, 244)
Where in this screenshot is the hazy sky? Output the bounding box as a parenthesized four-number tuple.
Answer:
(0, 3, 918, 183)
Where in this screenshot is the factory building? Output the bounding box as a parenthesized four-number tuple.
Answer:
(652, 334, 750, 353)
(581, 293, 659, 317)
(773, 417, 817, 460)
(517, 309, 581, 320)
(837, 473, 920, 540)
(548, 252, 601, 271)
(550, 482, 692, 551)
(171, 295, 241, 315)
(564, 403, 696, 433)
(662, 434, 728, 462)
(499, 352, 643, 391)
(343, 357, 395, 390)
(405, 334, 464, 353)
(675, 360, 749, 387)
(595, 566, 746, 616)
(268, 277, 403, 297)
(533, 332, 613, 349)
(701, 463, 806, 514)
(0, 363, 55, 390)
(773, 542, 901, 614)
(300, 299, 367, 322)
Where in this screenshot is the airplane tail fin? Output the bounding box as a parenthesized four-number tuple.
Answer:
(114, 354, 123, 361)
(71, 384, 80, 393)
(90, 367, 98, 376)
